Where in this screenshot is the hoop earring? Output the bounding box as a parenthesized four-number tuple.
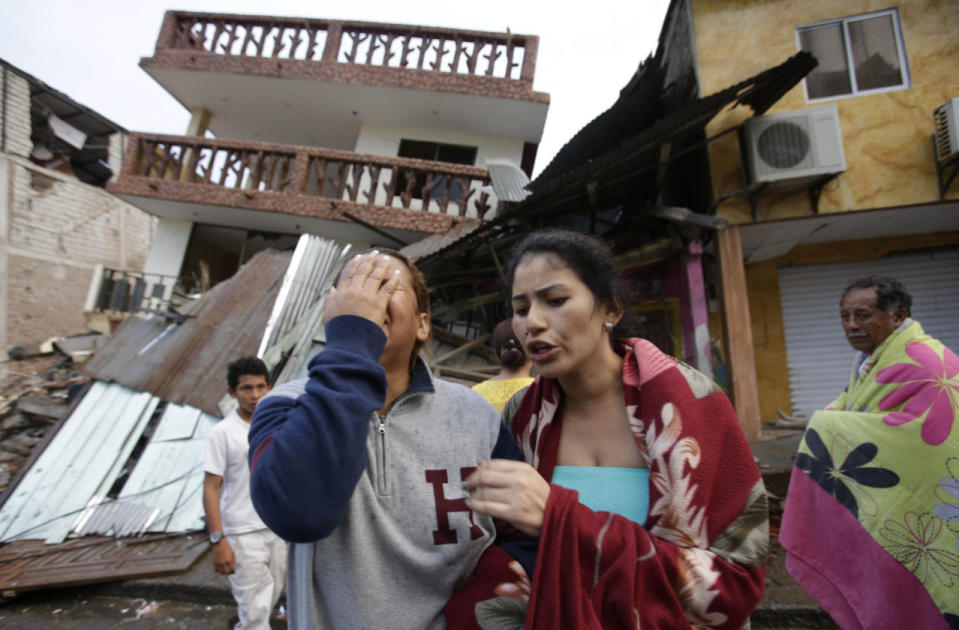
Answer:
(604, 322, 614, 333)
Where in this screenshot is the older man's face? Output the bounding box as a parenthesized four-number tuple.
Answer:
(839, 287, 906, 354)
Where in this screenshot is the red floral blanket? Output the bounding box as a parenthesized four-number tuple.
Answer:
(450, 338, 768, 630)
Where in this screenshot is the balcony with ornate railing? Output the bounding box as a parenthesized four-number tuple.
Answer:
(142, 11, 547, 104)
(108, 133, 496, 238)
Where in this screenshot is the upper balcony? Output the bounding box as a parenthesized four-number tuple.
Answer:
(140, 11, 550, 150)
(108, 132, 495, 245)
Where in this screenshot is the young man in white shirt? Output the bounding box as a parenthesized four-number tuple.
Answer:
(204, 356, 286, 630)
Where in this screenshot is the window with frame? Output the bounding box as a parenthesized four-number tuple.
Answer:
(396, 139, 478, 201)
(797, 9, 909, 100)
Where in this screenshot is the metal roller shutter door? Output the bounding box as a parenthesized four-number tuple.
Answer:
(777, 247, 959, 417)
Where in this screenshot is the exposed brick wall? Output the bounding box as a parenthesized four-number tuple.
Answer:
(6, 253, 89, 342)
(8, 159, 155, 269)
(1, 72, 32, 158)
(4, 156, 157, 347)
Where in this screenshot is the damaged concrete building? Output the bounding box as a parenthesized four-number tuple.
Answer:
(0, 59, 156, 359)
(101, 10, 550, 311)
(0, 10, 548, 591)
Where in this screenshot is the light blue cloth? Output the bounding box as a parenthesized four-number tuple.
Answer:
(552, 466, 650, 525)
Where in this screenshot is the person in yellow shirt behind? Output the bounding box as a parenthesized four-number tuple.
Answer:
(472, 319, 534, 412)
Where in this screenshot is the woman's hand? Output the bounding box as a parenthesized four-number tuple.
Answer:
(323, 252, 400, 334)
(464, 459, 550, 537)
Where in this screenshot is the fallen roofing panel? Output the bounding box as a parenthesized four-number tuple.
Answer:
(0, 533, 207, 593)
(0, 381, 159, 543)
(257, 234, 351, 357)
(72, 498, 160, 538)
(81, 249, 292, 416)
(0, 383, 220, 545)
(119, 403, 217, 533)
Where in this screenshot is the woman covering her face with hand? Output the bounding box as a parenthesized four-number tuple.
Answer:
(249, 250, 523, 630)
(448, 230, 768, 630)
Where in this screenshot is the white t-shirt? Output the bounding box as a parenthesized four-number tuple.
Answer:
(203, 411, 267, 535)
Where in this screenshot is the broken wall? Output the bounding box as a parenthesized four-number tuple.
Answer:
(0, 71, 157, 357)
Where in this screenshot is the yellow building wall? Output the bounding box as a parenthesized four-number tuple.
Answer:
(691, 0, 959, 224)
(745, 231, 959, 421)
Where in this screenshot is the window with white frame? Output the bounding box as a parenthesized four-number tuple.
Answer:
(797, 9, 909, 100)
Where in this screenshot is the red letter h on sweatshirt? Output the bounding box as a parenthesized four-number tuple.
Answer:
(426, 467, 483, 545)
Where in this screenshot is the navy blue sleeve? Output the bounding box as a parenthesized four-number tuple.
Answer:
(249, 315, 387, 543)
(491, 422, 524, 462)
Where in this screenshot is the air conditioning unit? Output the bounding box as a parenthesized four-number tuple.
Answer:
(742, 104, 846, 187)
(934, 98, 959, 162)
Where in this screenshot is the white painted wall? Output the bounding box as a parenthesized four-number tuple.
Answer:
(143, 217, 193, 302)
(352, 123, 525, 219)
(354, 123, 526, 166)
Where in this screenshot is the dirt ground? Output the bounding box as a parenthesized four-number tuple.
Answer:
(0, 589, 288, 630)
(0, 542, 834, 630)
(0, 592, 239, 629)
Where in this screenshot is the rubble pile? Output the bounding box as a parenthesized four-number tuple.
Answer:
(0, 356, 87, 494)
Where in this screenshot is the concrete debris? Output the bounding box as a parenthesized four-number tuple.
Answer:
(52, 334, 108, 365)
(0, 355, 89, 496)
(6, 338, 64, 361)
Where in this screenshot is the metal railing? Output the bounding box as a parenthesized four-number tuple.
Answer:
(122, 133, 495, 218)
(158, 12, 538, 84)
(85, 266, 183, 315)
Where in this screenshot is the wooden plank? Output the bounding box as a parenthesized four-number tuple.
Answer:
(432, 333, 491, 365)
(0, 534, 208, 593)
(435, 365, 494, 382)
(15, 396, 69, 420)
(717, 226, 761, 441)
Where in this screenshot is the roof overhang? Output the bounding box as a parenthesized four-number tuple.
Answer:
(739, 201, 959, 263)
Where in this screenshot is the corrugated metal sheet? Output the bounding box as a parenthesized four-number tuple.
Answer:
(485, 158, 531, 203)
(0, 383, 221, 544)
(118, 403, 218, 534)
(72, 498, 160, 538)
(0, 534, 207, 593)
(82, 249, 292, 416)
(778, 247, 959, 417)
(400, 220, 485, 262)
(257, 234, 351, 356)
(0, 382, 159, 543)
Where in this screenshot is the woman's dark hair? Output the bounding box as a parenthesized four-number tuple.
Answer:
(506, 229, 642, 346)
(336, 248, 431, 373)
(227, 356, 270, 390)
(491, 319, 527, 368)
(841, 275, 912, 316)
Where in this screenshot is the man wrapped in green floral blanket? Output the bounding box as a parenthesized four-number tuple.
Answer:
(781, 276, 959, 630)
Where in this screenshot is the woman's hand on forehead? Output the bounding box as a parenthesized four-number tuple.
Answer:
(322, 251, 401, 333)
